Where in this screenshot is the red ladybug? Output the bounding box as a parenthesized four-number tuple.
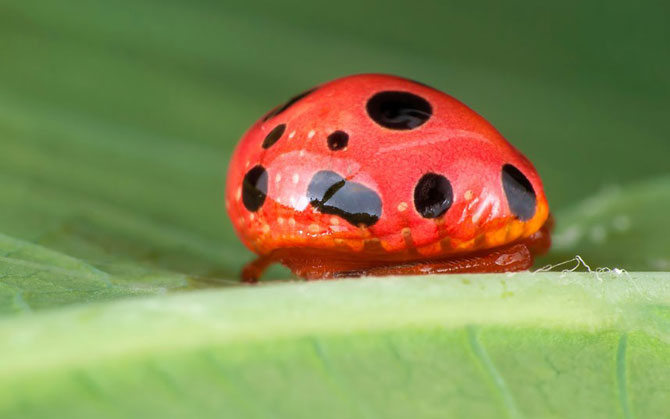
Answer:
(226, 74, 551, 282)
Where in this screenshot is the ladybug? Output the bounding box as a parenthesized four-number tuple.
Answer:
(226, 74, 551, 282)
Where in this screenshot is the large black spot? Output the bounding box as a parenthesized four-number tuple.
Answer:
(327, 130, 349, 151)
(502, 164, 536, 221)
(242, 165, 268, 212)
(262, 124, 286, 149)
(366, 91, 432, 130)
(307, 170, 382, 227)
(262, 88, 317, 122)
(414, 173, 453, 218)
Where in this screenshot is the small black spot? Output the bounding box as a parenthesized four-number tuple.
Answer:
(414, 173, 453, 218)
(262, 88, 317, 121)
(502, 164, 536, 221)
(242, 165, 268, 212)
(327, 130, 349, 151)
(262, 124, 286, 149)
(366, 91, 432, 130)
(307, 170, 382, 227)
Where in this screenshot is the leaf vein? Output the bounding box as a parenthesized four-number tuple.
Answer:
(467, 325, 523, 419)
(617, 333, 633, 419)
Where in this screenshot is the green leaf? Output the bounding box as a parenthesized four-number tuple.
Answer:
(544, 177, 670, 271)
(0, 232, 195, 315)
(1, 273, 670, 419)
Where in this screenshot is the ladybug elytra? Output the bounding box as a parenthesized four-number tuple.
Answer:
(226, 74, 551, 282)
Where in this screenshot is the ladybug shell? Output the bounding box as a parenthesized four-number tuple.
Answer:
(226, 74, 549, 261)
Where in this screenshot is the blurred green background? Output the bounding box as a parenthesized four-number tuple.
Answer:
(2, 3, 670, 418)
(1, 0, 669, 282)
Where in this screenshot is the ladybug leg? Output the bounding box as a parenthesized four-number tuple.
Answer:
(335, 243, 533, 278)
(241, 254, 274, 283)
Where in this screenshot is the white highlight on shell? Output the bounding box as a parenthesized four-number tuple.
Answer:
(294, 195, 309, 211)
(288, 130, 296, 139)
(275, 173, 282, 183)
(288, 195, 309, 211)
(471, 188, 499, 224)
(397, 202, 408, 212)
(307, 129, 316, 139)
(292, 173, 300, 184)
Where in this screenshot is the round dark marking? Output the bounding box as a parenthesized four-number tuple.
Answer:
(414, 173, 453, 218)
(262, 124, 286, 149)
(307, 170, 382, 227)
(366, 91, 432, 130)
(327, 130, 349, 151)
(502, 164, 536, 221)
(262, 88, 317, 122)
(242, 165, 268, 212)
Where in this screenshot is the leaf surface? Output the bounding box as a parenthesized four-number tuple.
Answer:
(1, 273, 670, 418)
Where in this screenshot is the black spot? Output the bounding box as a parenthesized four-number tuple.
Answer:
(366, 91, 432, 130)
(242, 165, 268, 212)
(307, 170, 382, 227)
(327, 130, 349, 151)
(262, 88, 317, 122)
(502, 164, 536, 221)
(262, 124, 286, 149)
(414, 173, 453, 218)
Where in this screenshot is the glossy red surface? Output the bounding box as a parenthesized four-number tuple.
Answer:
(225, 74, 550, 280)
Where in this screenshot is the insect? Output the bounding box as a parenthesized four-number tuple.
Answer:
(226, 74, 551, 282)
